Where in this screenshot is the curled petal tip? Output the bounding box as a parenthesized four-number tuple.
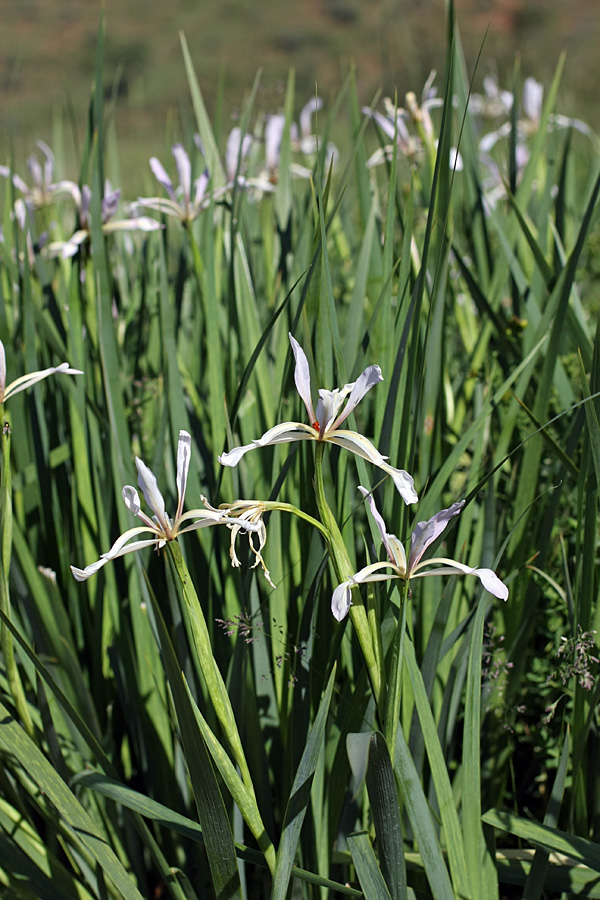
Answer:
(331, 582, 352, 621)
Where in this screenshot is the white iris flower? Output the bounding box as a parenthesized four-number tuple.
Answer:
(331, 487, 508, 621)
(219, 334, 417, 506)
(71, 431, 260, 582)
(0, 339, 82, 405)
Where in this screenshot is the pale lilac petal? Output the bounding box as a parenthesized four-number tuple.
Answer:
(350, 561, 400, 585)
(289, 333, 316, 424)
(226, 128, 252, 181)
(37, 140, 54, 186)
(193, 169, 209, 211)
(3, 361, 83, 402)
(332, 560, 403, 619)
(0, 340, 6, 400)
(133, 198, 184, 219)
(101, 189, 121, 223)
(265, 115, 285, 173)
(408, 501, 464, 571)
(60, 231, 89, 258)
(12, 174, 30, 195)
(51, 180, 81, 205)
(80, 186, 91, 223)
(330, 365, 382, 429)
(523, 77, 543, 123)
(411, 558, 508, 601)
(176, 509, 263, 535)
(70, 526, 159, 581)
(219, 421, 317, 467)
(332, 582, 352, 621)
(122, 485, 158, 531)
(362, 107, 397, 141)
(172, 143, 192, 204)
(122, 485, 142, 516)
(71, 557, 110, 582)
(358, 486, 406, 570)
(299, 97, 323, 138)
(325, 430, 418, 505)
(175, 431, 191, 521)
(479, 125, 510, 153)
(26, 153, 43, 189)
(14, 199, 27, 230)
(103, 217, 163, 234)
(316, 386, 352, 434)
(135, 457, 168, 527)
(150, 157, 176, 201)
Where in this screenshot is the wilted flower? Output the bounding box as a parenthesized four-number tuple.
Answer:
(136, 144, 213, 225)
(49, 184, 160, 258)
(0, 141, 79, 211)
(219, 333, 417, 505)
(0, 338, 82, 405)
(331, 488, 508, 621)
(202, 497, 275, 587)
(71, 430, 260, 582)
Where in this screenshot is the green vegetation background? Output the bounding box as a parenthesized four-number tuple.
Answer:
(2, 0, 598, 190)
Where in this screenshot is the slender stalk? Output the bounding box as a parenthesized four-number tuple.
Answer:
(0, 416, 34, 737)
(166, 541, 253, 786)
(257, 500, 330, 539)
(313, 442, 385, 713)
(385, 578, 410, 765)
(166, 541, 277, 873)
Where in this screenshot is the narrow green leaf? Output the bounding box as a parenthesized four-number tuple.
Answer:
(347, 832, 393, 900)
(365, 733, 407, 900)
(180, 32, 226, 188)
(393, 729, 455, 900)
(145, 571, 243, 899)
(73, 773, 363, 897)
(271, 664, 336, 899)
(483, 808, 600, 872)
(0, 699, 145, 900)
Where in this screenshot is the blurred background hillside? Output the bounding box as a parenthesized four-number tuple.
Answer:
(1, 0, 598, 191)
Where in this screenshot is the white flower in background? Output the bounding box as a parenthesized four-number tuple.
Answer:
(48, 184, 160, 258)
(363, 104, 420, 165)
(225, 127, 254, 185)
(0, 141, 79, 210)
(363, 73, 460, 169)
(0, 338, 82, 405)
(293, 97, 323, 155)
(71, 431, 260, 582)
(219, 333, 417, 505)
(331, 487, 508, 621)
(136, 144, 215, 224)
(478, 76, 591, 154)
(246, 98, 337, 195)
(469, 74, 514, 120)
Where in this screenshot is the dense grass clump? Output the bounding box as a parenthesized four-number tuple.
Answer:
(0, 16, 599, 900)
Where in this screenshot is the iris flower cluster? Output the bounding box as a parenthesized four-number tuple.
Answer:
(70, 333, 508, 619)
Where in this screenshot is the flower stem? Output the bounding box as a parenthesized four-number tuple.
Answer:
(313, 443, 384, 713)
(166, 541, 277, 872)
(385, 578, 410, 765)
(167, 541, 251, 781)
(0, 417, 34, 738)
